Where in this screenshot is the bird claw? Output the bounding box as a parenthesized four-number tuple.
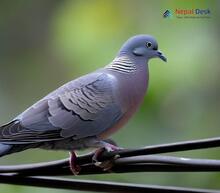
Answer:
(92, 143, 122, 171)
(95, 154, 120, 171)
(69, 151, 81, 175)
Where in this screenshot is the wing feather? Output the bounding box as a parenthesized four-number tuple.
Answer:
(0, 72, 122, 144)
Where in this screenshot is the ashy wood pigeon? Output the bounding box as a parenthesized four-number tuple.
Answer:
(0, 34, 166, 174)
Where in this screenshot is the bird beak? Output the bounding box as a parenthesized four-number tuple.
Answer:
(157, 50, 167, 62)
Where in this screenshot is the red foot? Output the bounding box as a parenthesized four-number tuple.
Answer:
(69, 151, 81, 175)
(92, 143, 122, 171)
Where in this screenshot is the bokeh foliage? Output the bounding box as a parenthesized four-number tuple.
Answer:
(0, 0, 219, 192)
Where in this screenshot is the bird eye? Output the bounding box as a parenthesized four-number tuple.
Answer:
(146, 42, 152, 48)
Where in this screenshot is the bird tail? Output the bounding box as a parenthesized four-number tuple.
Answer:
(0, 143, 12, 157)
(0, 121, 21, 157)
(0, 122, 12, 156)
(0, 121, 43, 157)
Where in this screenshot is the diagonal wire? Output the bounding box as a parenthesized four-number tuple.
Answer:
(98, 136, 220, 161)
(0, 174, 219, 193)
(1, 137, 220, 192)
(1, 136, 220, 175)
(1, 155, 220, 176)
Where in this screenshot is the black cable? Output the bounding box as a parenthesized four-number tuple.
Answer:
(1, 137, 220, 192)
(1, 155, 220, 176)
(0, 174, 219, 193)
(98, 136, 220, 161)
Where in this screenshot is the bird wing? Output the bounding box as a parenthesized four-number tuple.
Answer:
(0, 72, 122, 144)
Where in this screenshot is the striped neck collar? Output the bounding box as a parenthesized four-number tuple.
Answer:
(105, 55, 137, 73)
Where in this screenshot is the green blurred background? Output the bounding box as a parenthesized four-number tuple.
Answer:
(0, 0, 220, 192)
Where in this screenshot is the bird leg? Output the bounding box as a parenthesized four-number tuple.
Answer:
(91, 141, 122, 171)
(69, 151, 81, 175)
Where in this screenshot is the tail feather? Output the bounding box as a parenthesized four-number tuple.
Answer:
(0, 121, 43, 157)
(0, 143, 12, 157)
(0, 122, 13, 156)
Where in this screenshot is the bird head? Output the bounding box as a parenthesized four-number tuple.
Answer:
(119, 35, 167, 62)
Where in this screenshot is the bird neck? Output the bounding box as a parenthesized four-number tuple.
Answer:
(104, 53, 149, 112)
(105, 53, 148, 74)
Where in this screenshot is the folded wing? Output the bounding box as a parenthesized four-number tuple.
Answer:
(0, 73, 122, 144)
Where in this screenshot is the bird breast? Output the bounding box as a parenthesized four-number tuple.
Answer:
(98, 65, 149, 139)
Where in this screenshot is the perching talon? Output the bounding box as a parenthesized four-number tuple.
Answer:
(92, 142, 122, 171)
(69, 151, 81, 175)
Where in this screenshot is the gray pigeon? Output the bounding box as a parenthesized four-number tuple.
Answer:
(0, 35, 166, 173)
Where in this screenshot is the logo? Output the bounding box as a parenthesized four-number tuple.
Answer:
(163, 8, 211, 19)
(163, 10, 172, 18)
(175, 8, 211, 18)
